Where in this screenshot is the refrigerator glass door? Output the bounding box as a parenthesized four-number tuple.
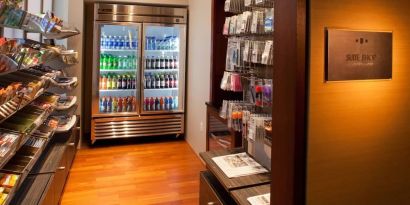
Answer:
(141, 24, 186, 114)
(93, 23, 142, 116)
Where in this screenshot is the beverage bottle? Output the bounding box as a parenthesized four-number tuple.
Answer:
(165, 56, 170, 69)
(132, 36, 137, 49)
(118, 97, 123, 112)
(99, 75, 103, 89)
(174, 96, 178, 109)
(146, 56, 150, 69)
(116, 75, 122, 90)
(155, 97, 160, 111)
(160, 75, 165, 89)
(149, 97, 155, 111)
(155, 75, 160, 89)
(132, 97, 137, 111)
(174, 74, 178, 88)
(113, 97, 118, 112)
(146, 74, 151, 89)
(102, 54, 107, 70)
(160, 56, 165, 69)
(160, 97, 164, 110)
(151, 74, 156, 88)
(100, 97, 104, 112)
(170, 56, 175, 69)
(122, 97, 127, 112)
(127, 75, 132, 89)
(165, 75, 169, 88)
(107, 97, 113, 112)
(168, 96, 173, 110)
(103, 97, 108, 112)
(107, 35, 112, 49)
(156, 57, 161, 69)
(144, 75, 148, 89)
(121, 75, 127, 89)
(144, 98, 149, 111)
(106, 55, 111, 69)
(111, 36, 116, 49)
(124, 35, 129, 49)
(107, 75, 112, 89)
(146, 36, 150, 50)
(113, 56, 118, 70)
(132, 56, 136, 68)
(112, 75, 117, 89)
(119, 36, 124, 49)
(127, 97, 133, 112)
(169, 74, 174, 88)
(117, 56, 122, 70)
(99, 54, 103, 69)
(101, 75, 106, 89)
(164, 97, 169, 110)
(152, 37, 156, 50)
(174, 56, 179, 69)
(101, 34, 106, 49)
(150, 56, 155, 70)
(132, 75, 136, 89)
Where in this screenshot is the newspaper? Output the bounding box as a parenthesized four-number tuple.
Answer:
(247, 193, 270, 205)
(212, 152, 268, 178)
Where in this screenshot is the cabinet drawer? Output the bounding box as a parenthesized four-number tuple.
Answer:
(200, 171, 236, 205)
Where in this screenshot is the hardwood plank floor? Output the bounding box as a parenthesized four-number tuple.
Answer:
(61, 138, 205, 205)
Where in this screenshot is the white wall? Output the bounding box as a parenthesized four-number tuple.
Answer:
(185, 0, 212, 155)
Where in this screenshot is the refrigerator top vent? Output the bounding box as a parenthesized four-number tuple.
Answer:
(94, 3, 188, 24)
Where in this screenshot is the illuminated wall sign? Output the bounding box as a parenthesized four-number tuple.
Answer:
(325, 29, 392, 81)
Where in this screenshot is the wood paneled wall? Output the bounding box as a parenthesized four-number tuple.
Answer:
(308, 0, 410, 204)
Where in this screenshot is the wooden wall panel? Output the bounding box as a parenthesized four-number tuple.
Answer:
(308, 0, 410, 204)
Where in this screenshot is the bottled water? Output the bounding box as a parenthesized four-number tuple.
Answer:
(124, 36, 129, 49)
(119, 36, 124, 49)
(101, 34, 106, 49)
(107, 36, 113, 49)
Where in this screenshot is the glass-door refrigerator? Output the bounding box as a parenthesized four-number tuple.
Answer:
(93, 23, 141, 116)
(89, 3, 187, 143)
(142, 24, 185, 114)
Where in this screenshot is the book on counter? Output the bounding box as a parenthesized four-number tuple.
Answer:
(211, 152, 268, 178)
(247, 193, 270, 205)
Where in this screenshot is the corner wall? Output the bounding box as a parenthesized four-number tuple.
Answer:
(307, 0, 410, 204)
(185, 0, 212, 155)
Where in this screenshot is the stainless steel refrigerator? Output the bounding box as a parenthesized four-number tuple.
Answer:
(89, 3, 187, 143)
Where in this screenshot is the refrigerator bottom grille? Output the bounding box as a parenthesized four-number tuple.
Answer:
(92, 114, 184, 140)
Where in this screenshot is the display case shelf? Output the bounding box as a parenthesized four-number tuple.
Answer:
(144, 88, 178, 91)
(144, 69, 179, 72)
(100, 69, 136, 72)
(99, 89, 136, 92)
(144, 50, 179, 53)
(101, 48, 138, 52)
(0, 90, 45, 125)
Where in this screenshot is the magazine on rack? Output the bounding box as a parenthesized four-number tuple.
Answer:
(247, 193, 270, 205)
(212, 152, 268, 178)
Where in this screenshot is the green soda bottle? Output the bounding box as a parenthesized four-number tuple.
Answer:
(107, 55, 112, 70)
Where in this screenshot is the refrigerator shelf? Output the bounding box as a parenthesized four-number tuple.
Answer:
(101, 49, 138, 52)
(144, 88, 178, 91)
(144, 50, 179, 53)
(144, 69, 179, 72)
(100, 69, 136, 72)
(99, 89, 136, 92)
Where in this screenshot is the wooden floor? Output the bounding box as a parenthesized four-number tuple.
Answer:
(60, 138, 205, 205)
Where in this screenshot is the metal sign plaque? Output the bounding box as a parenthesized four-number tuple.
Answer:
(326, 29, 393, 81)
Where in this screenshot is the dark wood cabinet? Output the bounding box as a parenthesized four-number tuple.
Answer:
(200, 171, 237, 205)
